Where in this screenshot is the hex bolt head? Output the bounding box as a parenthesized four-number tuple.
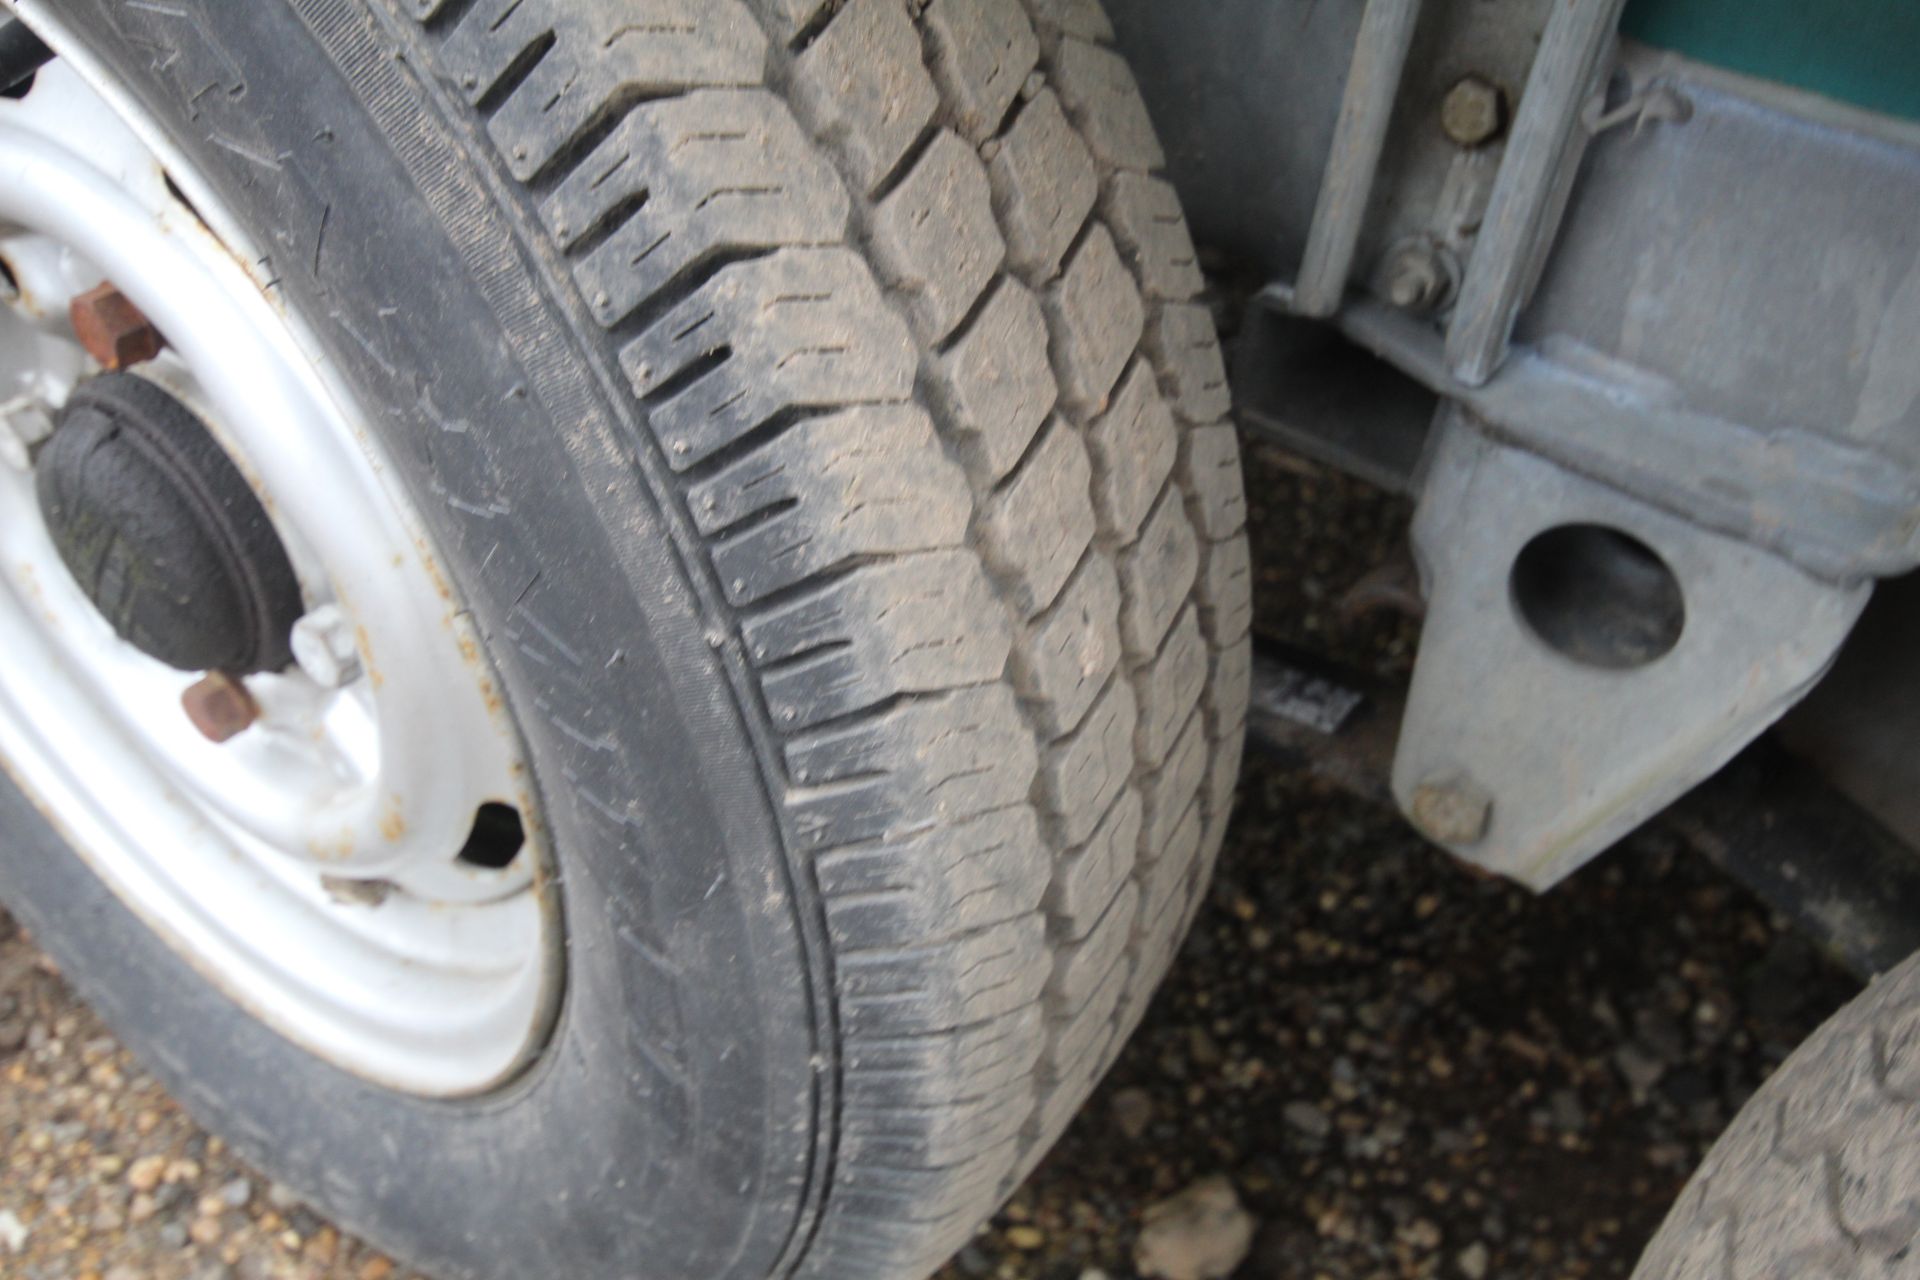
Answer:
(1441, 75, 1506, 148)
(182, 671, 259, 744)
(1380, 240, 1456, 313)
(1388, 255, 1442, 309)
(1409, 772, 1493, 846)
(290, 604, 363, 689)
(69, 282, 165, 370)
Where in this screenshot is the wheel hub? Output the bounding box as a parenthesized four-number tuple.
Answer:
(0, 41, 559, 1094)
(36, 371, 304, 674)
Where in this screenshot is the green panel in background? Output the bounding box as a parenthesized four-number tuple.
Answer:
(1621, 0, 1920, 122)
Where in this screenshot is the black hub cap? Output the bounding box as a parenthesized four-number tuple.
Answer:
(35, 372, 303, 674)
(0, 18, 53, 98)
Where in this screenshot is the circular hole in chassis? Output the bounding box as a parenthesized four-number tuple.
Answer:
(1510, 523, 1685, 669)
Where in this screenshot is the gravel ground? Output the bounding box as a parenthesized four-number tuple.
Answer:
(0, 444, 1862, 1280)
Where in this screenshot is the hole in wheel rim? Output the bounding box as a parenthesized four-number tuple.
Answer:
(0, 43, 560, 1094)
(458, 802, 526, 869)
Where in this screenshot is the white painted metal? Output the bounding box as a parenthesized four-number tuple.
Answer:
(0, 41, 558, 1095)
(290, 606, 365, 691)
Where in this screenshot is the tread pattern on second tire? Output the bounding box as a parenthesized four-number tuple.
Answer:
(1635, 953, 1920, 1280)
(407, 0, 1253, 1276)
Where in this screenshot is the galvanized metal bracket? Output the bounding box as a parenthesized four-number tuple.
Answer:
(1331, 297, 1920, 582)
(1289, 0, 1426, 318)
(1392, 414, 1870, 888)
(1232, 16, 1920, 584)
(1443, 0, 1626, 385)
(1245, 643, 1920, 980)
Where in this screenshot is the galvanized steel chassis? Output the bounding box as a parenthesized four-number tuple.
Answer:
(1107, 0, 1920, 886)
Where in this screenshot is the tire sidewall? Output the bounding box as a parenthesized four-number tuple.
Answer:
(0, 3, 826, 1276)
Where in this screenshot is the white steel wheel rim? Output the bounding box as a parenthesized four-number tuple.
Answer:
(0, 22, 560, 1096)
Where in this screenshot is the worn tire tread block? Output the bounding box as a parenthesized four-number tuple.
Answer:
(1635, 951, 1920, 1280)
(1116, 486, 1201, 660)
(1206, 636, 1253, 741)
(1118, 859, 1195, 1026)
(743, 550, 1012, 730)
(1133, 605, 1207, 767)
(1045, 955, 1130, 1082)
(1044, 223, 1144, 413)
(1138, 800, 1202, 923)
(1196, 535, 1254, 645)
(786, 684, 1038, 850)
(623, 248, 918, 470)
(408, 0, 1254, 1275)
(1203, 730, 1245, 833)
(839, 914, 1051, 1035)
(842, 1003, 1045, 1101)
(819, 807, 1049, 945)
(1146, 304, 1233, 425)
(1021, 0, 1116, 43)
(925, 278, 1057, 483)
(1030, 1024, 1118, 1143)
(1038, 676, 1137, 847)
(842, 1078, 1033, 1165)
(978, 417, 1098, 619)
(1182, 423, 1250, 538)
(869, 129, 1006, 344)
(1012, 554, 1122, 739)
(1138, 709, 1206, 854)
(987, 90, 1098, 284)
(542, 89, 849, 327)
(692, 405, 972, 604)
(1104, 172, 1204, 301)
(1045, 36, 1164, 173)
(790, 0, 940, 194)
(1044, 790, 1141, 941)
(439, 0, 767, 180)
(1044, 878, 1138, 1016)
(1086, 359, 1178, 545)
(922, 0, 1040, 144)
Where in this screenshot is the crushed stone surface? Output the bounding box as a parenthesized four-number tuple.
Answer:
(0, 445, 1860, 1279)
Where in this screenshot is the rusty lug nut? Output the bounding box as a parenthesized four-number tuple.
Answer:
(1441, 75, 1506, 148)
(182, 671, 258, 744)
(1408, 772, 1493, 846)
(69, 282, 165, 370)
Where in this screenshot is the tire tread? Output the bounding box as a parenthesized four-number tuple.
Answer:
(1636, 953, 1920, 1280)
(405, 1, 1253, 1273)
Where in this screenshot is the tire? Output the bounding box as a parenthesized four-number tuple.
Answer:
(0, 2, 1251, 1278)
(1635, 951, 1920, 1279)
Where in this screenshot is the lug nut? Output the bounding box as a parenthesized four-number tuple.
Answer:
(1408, 772, 1493, 846)
(290, 604, 363, 689)
(1441, 75, 1506, 148)
(0, 393, 53, 470)
(69, 282, 165, 370)
(182, 671, 258, 744)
